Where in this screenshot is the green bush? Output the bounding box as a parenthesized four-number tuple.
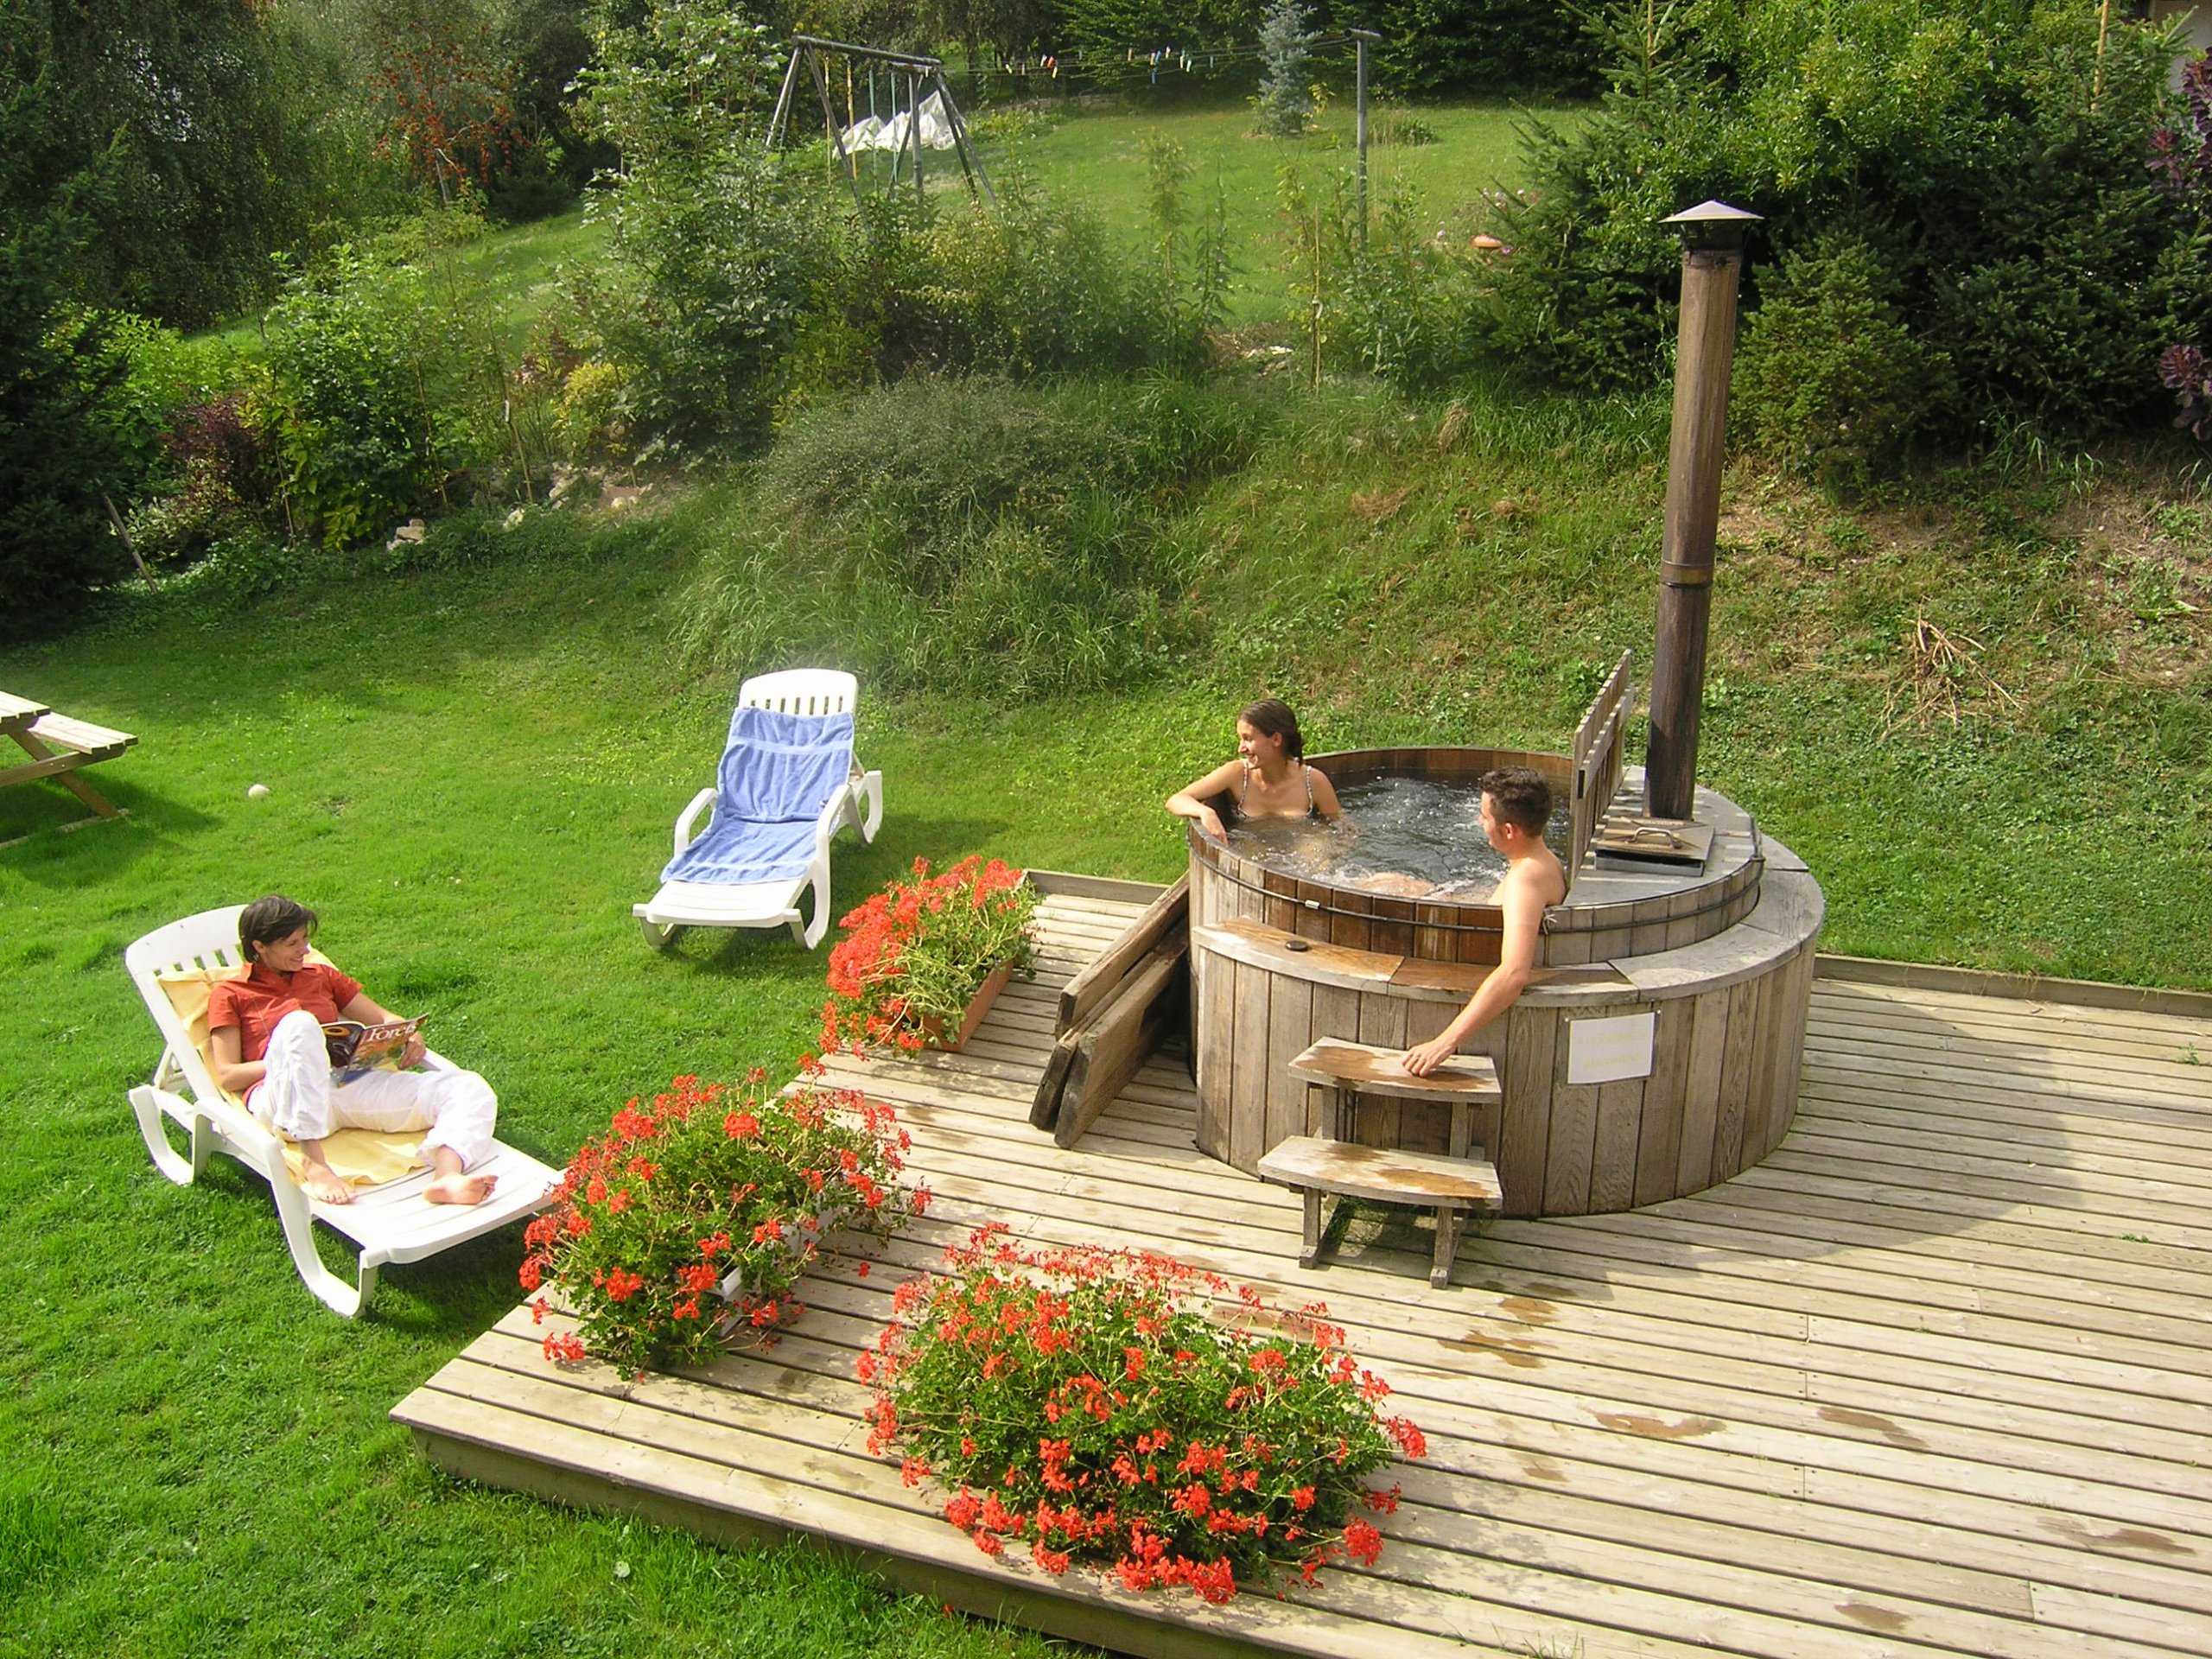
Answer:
(1278, 168, 1484, 391)
(822, 191, 1181, 391)
(1370, 0, 1600, 99)
(672, 375, 1274, 696)
(1484, 0, 2211, 456)
(50, 309, 232, 500)
(1734, 230, 1954, 490)
(1336, 186, 1486, 391)
(257, 242, 492, 547)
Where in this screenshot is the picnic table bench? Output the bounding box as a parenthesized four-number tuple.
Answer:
(2, 691, 137, 827)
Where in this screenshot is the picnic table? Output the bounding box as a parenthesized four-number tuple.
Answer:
(2, 690, 137, 827)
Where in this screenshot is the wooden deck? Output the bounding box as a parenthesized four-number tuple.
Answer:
(394, 891, 2212, 1659)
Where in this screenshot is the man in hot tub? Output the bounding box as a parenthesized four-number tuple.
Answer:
(1402, 766, 1566, 1077)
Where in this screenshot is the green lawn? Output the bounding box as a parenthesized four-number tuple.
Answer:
(6, 416, 2209, 1649)
(986, 97, 1574, 321)
(0, 536, 1183, 1658)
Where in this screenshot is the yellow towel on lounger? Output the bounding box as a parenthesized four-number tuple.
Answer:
(156, 961, 426, 1189)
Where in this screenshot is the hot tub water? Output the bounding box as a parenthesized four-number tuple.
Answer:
(1224, 776, 1572, 897)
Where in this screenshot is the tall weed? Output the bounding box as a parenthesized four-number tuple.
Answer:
(671, 376, 1275, 696)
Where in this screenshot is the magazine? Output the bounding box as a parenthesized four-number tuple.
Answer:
(321, 1016, 424, 1077)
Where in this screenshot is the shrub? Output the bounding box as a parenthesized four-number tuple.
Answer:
(1338, 186, 1486, 390)
(1370, 0, 1599, 99)
(554, 359, 632, 464)
(257, 245, 484, 547)
(863, 1224, 1426, 1601)
(1255, 0, 1319, 138)
(1370, 106, 1439, 147)
(1735, 230, 1954, 490)
(2159, 343, 2212, 440)
(589, 143, 827, 448)
(0, 256, 130, 636)
(821, 858, 1037, 1057)
(1484, 0, 2210, 453)
(1279, 169, 1483, 391)
(524, 1072, 928, 1376)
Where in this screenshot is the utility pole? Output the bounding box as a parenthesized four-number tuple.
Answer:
(1351, 29, 1378, 249)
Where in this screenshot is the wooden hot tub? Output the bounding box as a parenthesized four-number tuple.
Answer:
(1188, 754, 1821, 1217)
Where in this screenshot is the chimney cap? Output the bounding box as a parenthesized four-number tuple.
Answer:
(1662, 200, 1761, 249)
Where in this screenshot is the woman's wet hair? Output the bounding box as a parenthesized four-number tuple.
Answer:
(1479, 767, 1552, 837)
(238, 894, 317, 964)
(1239, 697, 1305, 760)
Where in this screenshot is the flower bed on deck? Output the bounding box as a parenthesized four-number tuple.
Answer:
(821, 856, 1036, 1056)
(525, 1072, 929, 1374)
(861, 1224, 1423, 1603)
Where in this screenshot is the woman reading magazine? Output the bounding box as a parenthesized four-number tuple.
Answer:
(205, 894, 499, 1206)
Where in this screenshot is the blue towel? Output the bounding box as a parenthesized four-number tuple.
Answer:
(661, 705, 855, 886)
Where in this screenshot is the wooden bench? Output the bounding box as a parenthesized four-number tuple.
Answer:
(1265, 1038, 1505, 1286)
(1257, 1136, 1503, 1287)
(1, 692, 138, 828)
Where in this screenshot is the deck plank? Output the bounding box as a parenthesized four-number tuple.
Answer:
(396, 898, 2212, 1659)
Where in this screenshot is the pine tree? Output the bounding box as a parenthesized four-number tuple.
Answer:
(1255, 0, 1316, 138)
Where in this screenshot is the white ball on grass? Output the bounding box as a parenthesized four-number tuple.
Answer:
(246, 783, 270, 799)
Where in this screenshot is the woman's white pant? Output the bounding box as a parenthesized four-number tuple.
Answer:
(252, 1008, 497, 1170)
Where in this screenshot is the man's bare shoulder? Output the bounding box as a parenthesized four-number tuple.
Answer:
(1502, 852, 1567, 909)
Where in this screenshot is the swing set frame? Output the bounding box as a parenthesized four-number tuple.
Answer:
(766, 35, 995, 208)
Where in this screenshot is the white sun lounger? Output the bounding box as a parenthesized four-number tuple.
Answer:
(124, 905, 562, 1318)
(632, 669, 884, 951)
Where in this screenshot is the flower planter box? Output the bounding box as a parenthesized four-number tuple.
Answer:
(823, 860, 1037, 1058)
(924, 961, 1016, 1052)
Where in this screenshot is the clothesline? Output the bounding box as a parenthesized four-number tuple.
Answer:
(967, 34, 1364, 84)
(834, 32, 1369, 121)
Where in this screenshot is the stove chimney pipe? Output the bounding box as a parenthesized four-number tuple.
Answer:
(1645, 200, 1759, 824)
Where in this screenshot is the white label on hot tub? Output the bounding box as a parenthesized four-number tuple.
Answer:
(1567, 1012, 1656, 1084)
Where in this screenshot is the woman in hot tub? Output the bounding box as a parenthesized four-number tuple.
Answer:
(1166, 697, 1344, 840)
(1166, 700, 1452, 897)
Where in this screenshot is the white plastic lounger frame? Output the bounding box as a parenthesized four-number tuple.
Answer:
(632, 668, 884, 951)
(124, 906, 562, 1318)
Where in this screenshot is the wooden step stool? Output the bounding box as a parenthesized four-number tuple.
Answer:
(1257, 1138, 1503, 1288)
(1286, 1037, 1500, 1159)
(1264, 1039, 1505, 1287)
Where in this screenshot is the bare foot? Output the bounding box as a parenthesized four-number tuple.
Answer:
(425, 1171, 499, 1205)
(301, 1165, 354, 1205)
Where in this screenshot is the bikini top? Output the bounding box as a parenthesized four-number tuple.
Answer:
(1234, 759, 1319, 821)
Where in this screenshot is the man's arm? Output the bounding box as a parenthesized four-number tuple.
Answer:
(1402, 872, 1543, 1077)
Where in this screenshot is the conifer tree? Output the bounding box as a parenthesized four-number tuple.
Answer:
(1255, 0, 1315, 137)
